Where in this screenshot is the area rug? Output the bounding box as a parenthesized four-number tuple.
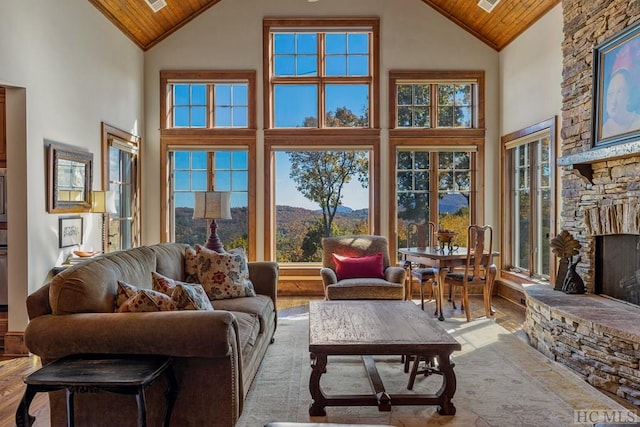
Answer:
(237, 310, 627, 427)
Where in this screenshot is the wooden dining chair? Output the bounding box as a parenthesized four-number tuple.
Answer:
(443, 224, 496, 322)
(405, 221, 436, 309)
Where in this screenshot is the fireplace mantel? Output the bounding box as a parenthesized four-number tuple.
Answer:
(557, 139, 640, 183)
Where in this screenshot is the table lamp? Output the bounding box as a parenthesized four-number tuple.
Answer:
(91, 190, 116, 252)
(193, 191, 232, 252)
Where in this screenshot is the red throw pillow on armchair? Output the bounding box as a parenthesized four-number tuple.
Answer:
(332, 252, 385, 281)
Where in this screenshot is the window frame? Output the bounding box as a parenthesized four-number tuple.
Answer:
(500, 117, 557, 285)
(263, 17, 380, 131)
(388, 70, 486, 258)
(100, 123, 141, 251)
(159, 70, 257, 260)
(263, 18, 381, 263)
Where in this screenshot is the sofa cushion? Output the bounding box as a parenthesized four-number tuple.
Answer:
(150, 243, 188, 281)
(212, 294, 274, 334)
(117, 285, 178, 312)
(50, 246, 157, 315)
(233, 311, 261, 361)
(151, 272, 214, 311)
(195, 245, 256, 300)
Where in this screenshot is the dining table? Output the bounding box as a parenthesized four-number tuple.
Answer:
(398, 246, 499, 321)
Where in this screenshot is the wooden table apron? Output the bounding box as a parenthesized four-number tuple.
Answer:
(308, 300, 462, 416)
(398, 247, 499, 321)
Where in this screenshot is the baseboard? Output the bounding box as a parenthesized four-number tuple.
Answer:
(3, 331, 28, 357)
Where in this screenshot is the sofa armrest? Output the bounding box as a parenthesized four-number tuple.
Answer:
(25, 310, 239, 360)
(385, 265, 406, 285)
(320, 267, 338, 288)
(248, 261, 278, 302)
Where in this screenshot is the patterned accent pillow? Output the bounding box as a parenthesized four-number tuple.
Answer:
(195, 245, 256, 300)
(116, 281, 178, 313)
(114, 280, 138, 311)
(184, 246, 199, 283)
(151, 271, 214, 311)
(172, 283, 214, 311)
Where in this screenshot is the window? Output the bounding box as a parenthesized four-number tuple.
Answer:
(263, 18, 381, 262)
(273, 149, 370, 263)
(168, 82, 248, 128)
(502, 118, 556, 281)
(389, 70, 485, 259)
(168, 150, 250, 250)
(396, 150, 474, 254)
(395, 82, 475, 128)
(101, 123, 141, 253)
(160, 71, 257, 258)
(265, 19, 377, 129)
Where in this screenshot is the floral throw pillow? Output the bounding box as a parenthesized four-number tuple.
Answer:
(116, 281, 178, 313)
(172, 283, 214, 311)
(115, 280, 138, 311)
(151, 271, 214, 311)
(184, 246, 199, 283)
(195, 245, 256, 300)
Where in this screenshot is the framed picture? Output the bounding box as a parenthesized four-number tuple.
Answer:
(592, 20, 640, 147)
(59, 216, 83, 248)
(47, 142, 93, 213)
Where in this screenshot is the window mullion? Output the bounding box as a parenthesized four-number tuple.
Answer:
(209, 84, 214, 128)
(430, 83, 438, 128)
(319, 33, 325, 128)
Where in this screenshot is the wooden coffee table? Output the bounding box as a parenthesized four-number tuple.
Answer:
(308, 300, 461, 416)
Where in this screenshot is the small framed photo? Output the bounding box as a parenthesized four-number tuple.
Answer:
(59, 216, 83, 248)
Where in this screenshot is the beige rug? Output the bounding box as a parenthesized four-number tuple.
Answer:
(237, 310, 628, 427)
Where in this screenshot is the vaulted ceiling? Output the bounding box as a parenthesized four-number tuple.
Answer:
(88, 0, 560, 51)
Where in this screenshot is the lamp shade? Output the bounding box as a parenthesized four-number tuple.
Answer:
(193, 192, 232, 220)
(91, 191, 116, 214)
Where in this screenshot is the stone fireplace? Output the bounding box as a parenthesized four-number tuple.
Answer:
(523, 0, 640, 408)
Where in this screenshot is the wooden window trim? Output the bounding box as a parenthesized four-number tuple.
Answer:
(500, 117, 557, 282)
(159, 70, 257, 260)
(100, 122, 142, 248)
(263, 132, 381, 261)
(388, 70, 485, 135)
(387, 71, 486, 258)
(159, 70, 257, 130)
(263, 17, 380, 130)
(388, 139, 484, 258)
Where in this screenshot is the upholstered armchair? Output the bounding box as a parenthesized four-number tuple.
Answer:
(320, 235, 406, 300)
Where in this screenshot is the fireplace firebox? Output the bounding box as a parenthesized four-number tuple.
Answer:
(595, 234, 640, 306)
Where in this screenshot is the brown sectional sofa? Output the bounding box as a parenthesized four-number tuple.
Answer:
(24, 243, 278, 427)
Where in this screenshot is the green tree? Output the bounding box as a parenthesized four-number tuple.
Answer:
(287, 151, 368, 238)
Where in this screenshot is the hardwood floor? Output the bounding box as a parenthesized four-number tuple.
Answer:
(0, 295, 525, 427)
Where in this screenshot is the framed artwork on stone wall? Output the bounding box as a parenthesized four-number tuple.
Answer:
(592, 20, 640, 147)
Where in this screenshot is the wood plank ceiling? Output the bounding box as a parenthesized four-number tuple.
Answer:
(89, 0, 560, 52)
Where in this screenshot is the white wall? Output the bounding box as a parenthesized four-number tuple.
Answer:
(143, 0, 501, 257)
(500, 4, 563, 135)
(0, 0, 144, 331)
(499, 4, 564, 247)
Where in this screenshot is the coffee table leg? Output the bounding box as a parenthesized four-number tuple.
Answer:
(309, 352, 327, 416)
(436, 355, 457, 415)
(15, 385, 37, 427)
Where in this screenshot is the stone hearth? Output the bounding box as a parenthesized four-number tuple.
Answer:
(524, 284, 640, 406)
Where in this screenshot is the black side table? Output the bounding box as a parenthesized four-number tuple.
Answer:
(16, 354, 177, 427)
